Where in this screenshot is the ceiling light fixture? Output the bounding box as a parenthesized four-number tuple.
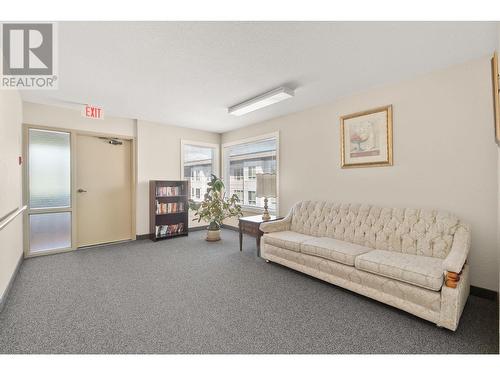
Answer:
(228, 87, 294, 116)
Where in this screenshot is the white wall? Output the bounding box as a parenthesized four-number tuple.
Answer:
(136, 120, 220, 234)
(0, 90, 23, 304)
(222, 57, 499, 291)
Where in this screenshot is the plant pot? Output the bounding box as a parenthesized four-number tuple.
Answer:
(206, 229, 221, 242)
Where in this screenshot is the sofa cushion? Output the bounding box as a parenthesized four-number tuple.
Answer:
(263, 231, 314, 252)
(301, 237, 372, 266)
(355, 250, 444, 291)
(289, 201, 462, 259)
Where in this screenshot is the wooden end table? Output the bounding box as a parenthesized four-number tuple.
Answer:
(238, 215, 283, 257)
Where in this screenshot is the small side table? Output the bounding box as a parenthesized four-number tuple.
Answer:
(239, 215, 283, 256)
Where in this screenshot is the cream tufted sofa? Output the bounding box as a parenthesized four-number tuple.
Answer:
(260, 201, 471, 331)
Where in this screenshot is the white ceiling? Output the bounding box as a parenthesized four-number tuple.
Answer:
(22, 22, 498, 133)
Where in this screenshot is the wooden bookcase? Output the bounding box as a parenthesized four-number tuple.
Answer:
(149, 180, 189, 241)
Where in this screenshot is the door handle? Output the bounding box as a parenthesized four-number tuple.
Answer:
(77, 188, 87, 193)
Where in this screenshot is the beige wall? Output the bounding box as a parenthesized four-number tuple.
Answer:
(22, 103, 221, 236)
(23, 102, 135, 137)
(17, 56, 500, 291)
(0, 90, 23, 304)
(222, 57, 499, 291)
(489, 19, 498, 343)
(134, 120, 220, 234)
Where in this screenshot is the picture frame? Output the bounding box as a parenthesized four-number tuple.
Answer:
(340, 105, 393, 168)
(491, 52, 500, 145)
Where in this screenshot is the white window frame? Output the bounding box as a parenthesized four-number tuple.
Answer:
(180, 140, 220, 200)
(247, 191, 256, 205)
(222, 131, 279, 215)
(247, 166, 257, 179)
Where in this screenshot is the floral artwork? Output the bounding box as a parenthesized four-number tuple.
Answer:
(349, 120, 381, 158)
(341, 106, 393, 168)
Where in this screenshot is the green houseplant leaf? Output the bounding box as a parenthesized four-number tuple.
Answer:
(188, 174, 242, 231)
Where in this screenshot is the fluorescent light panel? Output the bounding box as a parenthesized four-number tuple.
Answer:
(228, 87, 294, 116)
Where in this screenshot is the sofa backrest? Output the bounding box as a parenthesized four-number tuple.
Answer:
(289, 201, 463, 259)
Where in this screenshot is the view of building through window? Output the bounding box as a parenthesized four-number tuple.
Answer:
(223, 137, 277, 212)
(248, 191, 256, 205)
(183, 143, 216, 202)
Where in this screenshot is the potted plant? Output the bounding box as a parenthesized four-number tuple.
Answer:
(188, 174, 242, 241)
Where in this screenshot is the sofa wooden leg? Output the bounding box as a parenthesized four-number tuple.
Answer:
(445, 271, 460, 288)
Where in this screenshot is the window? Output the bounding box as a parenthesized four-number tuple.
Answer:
(248, 191, 256, 205)
(29, 129, 71, 209)
(234, 167, 243, 180)
(247, 166, 256, 179)
(233, 189, 243, 202)
(181, 141, 219, 202)
(223, 133, 278, 213)
(27, 129, 72, 254)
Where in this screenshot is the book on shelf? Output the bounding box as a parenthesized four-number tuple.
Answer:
(155, 201, 185, 214)
(150, 180, 188, 241)
(155, 222, 185, 238)
(156, 185, 182, 197)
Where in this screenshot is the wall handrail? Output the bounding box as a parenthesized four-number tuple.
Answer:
(0, 206, 27, 232)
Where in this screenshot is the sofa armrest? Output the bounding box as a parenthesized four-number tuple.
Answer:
(260, 215, 292, 233)
(443, 225, 471, 288)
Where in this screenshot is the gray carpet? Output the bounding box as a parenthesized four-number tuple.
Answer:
(0, 229, 498, 354)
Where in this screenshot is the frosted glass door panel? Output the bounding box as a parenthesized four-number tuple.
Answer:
(29, 212, 71, 253)
(29, 129, 71, 209)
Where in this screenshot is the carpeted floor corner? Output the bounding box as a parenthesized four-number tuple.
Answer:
(0, 229, 498, 354)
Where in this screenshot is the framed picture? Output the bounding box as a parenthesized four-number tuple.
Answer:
(491, 52, 500, 145)
(340, 105, 393, 168)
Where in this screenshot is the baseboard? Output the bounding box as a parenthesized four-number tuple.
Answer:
(136, 226, 208, 240)
(188, 226, 206, 232)
(221, 225, 239, 232)
(470, 285, 498, 301)
(0, 253, 23, 313)
(189, 226, 239, 232)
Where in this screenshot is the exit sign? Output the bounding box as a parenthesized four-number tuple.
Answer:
(82, 104, 104, 120)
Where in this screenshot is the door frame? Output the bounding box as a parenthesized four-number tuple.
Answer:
(23, 123, 137, 258)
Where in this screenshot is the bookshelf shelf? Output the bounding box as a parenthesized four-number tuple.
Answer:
(149, 180, 189, 242)
(154, 231, 189, 240)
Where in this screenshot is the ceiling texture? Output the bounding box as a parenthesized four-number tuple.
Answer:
(21, 22, 498, 133)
